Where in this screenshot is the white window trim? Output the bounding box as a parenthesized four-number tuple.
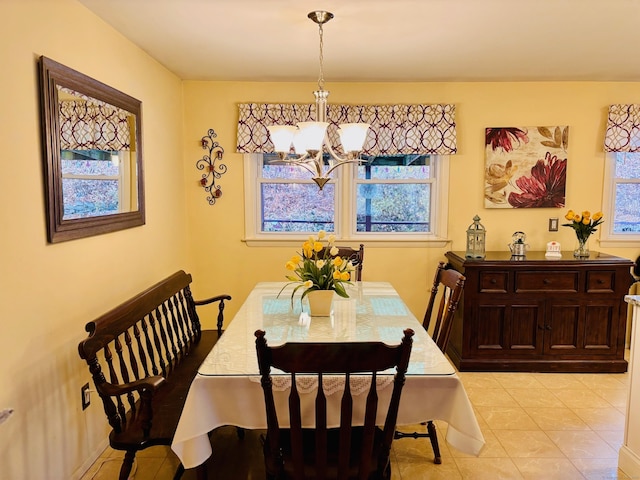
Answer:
(243, 154, 450, 247)
(599, 152, 640, 247)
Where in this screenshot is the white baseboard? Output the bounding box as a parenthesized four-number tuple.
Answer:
(619, 445, 640, 478)
(70, 438, 110, 480)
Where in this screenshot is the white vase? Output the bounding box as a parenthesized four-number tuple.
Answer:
(306, 290, 334, 316)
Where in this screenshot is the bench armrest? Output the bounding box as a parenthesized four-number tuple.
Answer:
(99, 375, 166, 397)
(193, 294, 232, 306)
(194, 294, 232, 334)
(98, 375, 166, 436)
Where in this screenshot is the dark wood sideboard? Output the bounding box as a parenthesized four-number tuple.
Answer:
(444, 251, 634, 373)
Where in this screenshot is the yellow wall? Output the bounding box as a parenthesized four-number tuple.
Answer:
(2, 1, 640, 479)
(0, 1, 187, 478)
(183, 81, 640, 322)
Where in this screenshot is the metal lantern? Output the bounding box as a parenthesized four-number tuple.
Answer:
(466, 215, 486, 259)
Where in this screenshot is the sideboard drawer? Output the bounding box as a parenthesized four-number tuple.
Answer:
(586, 270, 615, 292)
(479, 271, 508, 293)
(515, 271, 578, 292)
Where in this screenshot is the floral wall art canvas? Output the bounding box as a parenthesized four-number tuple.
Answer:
(484, 126, 568, 208)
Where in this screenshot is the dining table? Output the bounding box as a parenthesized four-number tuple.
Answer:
(171, 281, 485, 469)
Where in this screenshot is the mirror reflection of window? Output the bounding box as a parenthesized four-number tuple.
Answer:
(57, 87, 138, 219)
(60, 149, 137, 219)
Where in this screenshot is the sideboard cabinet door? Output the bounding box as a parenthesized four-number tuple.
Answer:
(469, 299, 545, 356)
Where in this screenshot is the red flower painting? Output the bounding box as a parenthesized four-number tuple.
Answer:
(508, 152, 567, 208)
(485, 125, 568, 209)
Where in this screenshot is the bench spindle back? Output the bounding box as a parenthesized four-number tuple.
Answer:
(79, 271, 226, 434)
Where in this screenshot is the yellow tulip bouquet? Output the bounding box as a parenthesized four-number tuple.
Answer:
(562, 209, 604, 243)
(279, 230, 354, 305)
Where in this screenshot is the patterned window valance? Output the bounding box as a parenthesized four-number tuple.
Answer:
(604, 104, 640, 152)
(59, 87, 132, 151)
(237, 103, 457, 156)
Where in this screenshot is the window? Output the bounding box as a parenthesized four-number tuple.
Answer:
(244, 153, 449, 245)
(601, 152, 640, 243)
(356, 155, 434, 233)
(61, 149, 128, 219)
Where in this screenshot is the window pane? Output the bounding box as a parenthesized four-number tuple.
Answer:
(261, 183, 334, 232)
(262, 163, 316, 180)
(356, 184, 430, 232)
(61, 150, 119, 176)
(358, 155, 430, 180)
(62, 178, 119, 218)
(614, 183, 640, 233)
(615, 153, 640, 179)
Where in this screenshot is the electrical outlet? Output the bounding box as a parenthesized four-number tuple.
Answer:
(81, 383, 91, 410)
(549, 217, 559, 232)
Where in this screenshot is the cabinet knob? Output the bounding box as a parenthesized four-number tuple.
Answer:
(490, 279, 497, 284)
(543, 279, 550, 285)
(546, 325, 552, 330)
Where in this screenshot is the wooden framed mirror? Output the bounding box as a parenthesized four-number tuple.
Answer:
(39, 56, 145, 243)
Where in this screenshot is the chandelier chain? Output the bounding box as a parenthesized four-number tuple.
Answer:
(317, 23, 325, 91)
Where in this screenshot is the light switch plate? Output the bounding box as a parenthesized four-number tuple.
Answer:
(81, 383, 90, 410)
(549, 218, 559, 232)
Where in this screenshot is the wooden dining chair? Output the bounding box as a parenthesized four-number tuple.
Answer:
(255, 328, 414, 480)
(319, 243, 365, 281)
(394, 261, 465, 464)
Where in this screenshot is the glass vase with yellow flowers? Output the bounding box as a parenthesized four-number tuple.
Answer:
(562, 209, 604, 258)
(279, 231, 354, 313)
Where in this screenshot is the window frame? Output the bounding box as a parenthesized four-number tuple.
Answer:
(243, 153, 449, 247)
(600, 152, 640, 246)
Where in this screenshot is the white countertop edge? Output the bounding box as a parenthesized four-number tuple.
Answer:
(625, 295, 640, 306)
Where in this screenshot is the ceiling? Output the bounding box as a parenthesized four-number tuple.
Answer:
(78, 0, 640, 83)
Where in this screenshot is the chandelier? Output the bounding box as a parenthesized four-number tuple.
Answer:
(267, 11, 371, 190)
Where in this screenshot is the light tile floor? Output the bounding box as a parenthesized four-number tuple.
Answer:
(81, 354, 634, 479)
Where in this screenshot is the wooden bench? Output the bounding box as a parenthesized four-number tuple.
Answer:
(78, 270, 231, 480)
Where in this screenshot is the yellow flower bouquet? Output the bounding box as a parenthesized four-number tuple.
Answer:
(279, 230, 354, 305)
(562, 209, 604, 257)
(562, 209, 604, 243)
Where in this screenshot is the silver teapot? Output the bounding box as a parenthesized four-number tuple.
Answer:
(508, 231, 529, 256)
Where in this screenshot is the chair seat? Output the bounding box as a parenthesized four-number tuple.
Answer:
(272, 427, 388, 480)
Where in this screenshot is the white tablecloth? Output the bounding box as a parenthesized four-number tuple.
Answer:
(172, 282, 485, 468)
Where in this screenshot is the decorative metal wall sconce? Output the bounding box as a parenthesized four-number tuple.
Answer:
(196, 129, 227, 205)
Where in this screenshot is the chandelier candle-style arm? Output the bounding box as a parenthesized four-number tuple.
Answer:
(266, 10, 370, 190)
